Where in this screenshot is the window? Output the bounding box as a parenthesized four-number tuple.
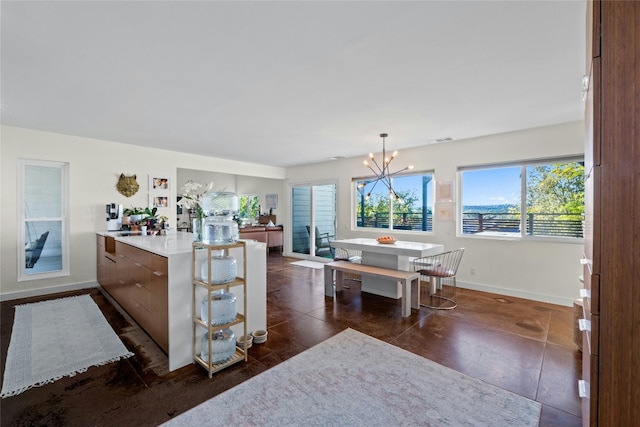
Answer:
(354, 172, 434, 232)
(238, 195, 259, 221)
(460, 158, 584, 239)
(18, 159, 70, 280)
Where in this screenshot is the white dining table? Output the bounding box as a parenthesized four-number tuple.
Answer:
(330, 238, 444, 299)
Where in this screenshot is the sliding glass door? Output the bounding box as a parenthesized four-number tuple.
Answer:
(290, 183, 336, 259)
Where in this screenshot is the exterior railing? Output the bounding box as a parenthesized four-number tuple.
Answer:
(357, 212, 433, 231)
(357, 211, 583, 238)
(462, 212, 583, 237)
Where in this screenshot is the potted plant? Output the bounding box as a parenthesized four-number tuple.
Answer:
(124, 206, 145, 223)
(143, 207, 159, 229)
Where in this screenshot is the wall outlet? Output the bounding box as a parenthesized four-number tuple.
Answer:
(470, 267, 476, 276)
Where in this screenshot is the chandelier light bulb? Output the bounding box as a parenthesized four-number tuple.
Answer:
(361, 133, 413, 204)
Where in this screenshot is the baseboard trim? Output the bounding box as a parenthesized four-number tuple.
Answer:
(457, 280, 574, 307)
(0, 281, 99, 302)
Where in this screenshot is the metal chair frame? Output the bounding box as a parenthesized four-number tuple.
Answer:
(306, 225, 334, 257)
(333, 247, 362, 286)
(413, 248, 465, 310)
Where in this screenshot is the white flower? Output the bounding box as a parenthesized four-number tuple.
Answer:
(177, 180, 214, 213)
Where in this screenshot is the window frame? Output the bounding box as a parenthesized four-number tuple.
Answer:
(17, 158, 70, 281)
(352, 170, 435, 234)
(457, 156, 585, 242)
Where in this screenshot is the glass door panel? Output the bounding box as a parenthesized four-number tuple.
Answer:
(290, 183, 336, 259)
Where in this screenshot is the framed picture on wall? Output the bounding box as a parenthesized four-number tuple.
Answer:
(149, 175, 171, 191)
(149, 194, 170, 210)
(436, 180, 454, 203)
(436, 203, 455, 221)
(266, 193, 278, 210)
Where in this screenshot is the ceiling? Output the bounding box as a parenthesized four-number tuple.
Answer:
(1, 1, 586, 168)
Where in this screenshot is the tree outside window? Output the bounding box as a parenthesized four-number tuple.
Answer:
(460, 160, 584, 238)
(238, 195, 260, 220)
(354, 173, 433, 232)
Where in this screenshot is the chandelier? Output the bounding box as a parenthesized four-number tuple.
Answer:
(361, 133, 414, 201)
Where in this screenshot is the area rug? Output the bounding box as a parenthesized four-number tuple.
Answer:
(290, 260, 326, 269)
(163, 328, 541, 426)
(1, 294, 133, 398)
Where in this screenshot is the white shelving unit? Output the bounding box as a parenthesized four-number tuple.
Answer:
(192, 241, 248, 378)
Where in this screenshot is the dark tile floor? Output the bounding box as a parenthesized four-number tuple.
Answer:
(1, 253, 582, 426)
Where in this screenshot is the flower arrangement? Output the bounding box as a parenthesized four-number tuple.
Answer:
(177, 180, 214, 219)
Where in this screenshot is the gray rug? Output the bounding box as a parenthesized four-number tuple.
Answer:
(163, 328, 541, 426)
(290, 260, 325, 269)
(1, 294, 133, 398)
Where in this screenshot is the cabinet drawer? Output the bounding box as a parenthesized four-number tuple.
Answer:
(148, 253, 168, 275)
(130, 260, 149, 285)
(116, 242, 149, 265)
(133, 279, 152, 310)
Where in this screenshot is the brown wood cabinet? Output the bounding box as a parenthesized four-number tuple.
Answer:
(96, 235, 118, 291)
(239, 226, 283, 251)
(97, 236, 169, 353)
(582, 1, 640, 425)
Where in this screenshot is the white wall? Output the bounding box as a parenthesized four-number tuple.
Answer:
(0, 125, 286, 299)
(174, 168, 286, 227)
(286, 122, 585, 306)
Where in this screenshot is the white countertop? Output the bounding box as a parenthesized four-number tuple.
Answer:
(331, 238, 443, 258)
(97, 230, 196, 257)
(97, 230, 266, 258)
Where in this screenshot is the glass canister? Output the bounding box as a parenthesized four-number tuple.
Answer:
(201, 192, 239, 245)
(201, 328, 236, 363)
(202, 216, 239, 245)
(201, 251, 237, 284)
(201, 289, 237, 325)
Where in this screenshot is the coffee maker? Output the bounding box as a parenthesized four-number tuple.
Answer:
(106, 203, 123, 231)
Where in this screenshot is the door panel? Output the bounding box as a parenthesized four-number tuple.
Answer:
(290, 183, 336, 259)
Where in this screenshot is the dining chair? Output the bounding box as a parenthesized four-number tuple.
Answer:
(413, 248, 465, 310)
(306, 225, 334, 258)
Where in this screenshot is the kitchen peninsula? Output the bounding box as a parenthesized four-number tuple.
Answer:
(96, 231, 266, 371)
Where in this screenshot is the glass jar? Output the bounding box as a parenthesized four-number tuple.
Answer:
(201, 328, 236, 363)
(200, 251, 237, 284)
(201, 289, 237, 325)
(201, 192, 240, 245)
(201, 191, 239, 217)
(202, 216, 239, 245)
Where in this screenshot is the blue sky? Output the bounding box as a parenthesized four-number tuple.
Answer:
(360, 167, 522, 207)
(462, 167, 521, 206)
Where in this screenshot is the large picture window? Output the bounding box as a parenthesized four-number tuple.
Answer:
(460, 158, 584, 239)
(17, 159, 70, 281)
(354, 172, 434, 232)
